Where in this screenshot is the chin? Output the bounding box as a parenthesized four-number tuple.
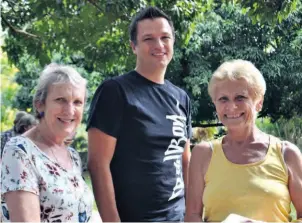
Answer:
(59, 128, 75, 137)
(156, 58, 170, 65)
(223, 121, 245, 129)
(152, 63, 167, 69)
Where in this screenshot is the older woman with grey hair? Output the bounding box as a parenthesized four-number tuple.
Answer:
(1, 63, 94, 222)
(185, 60, 302, 222)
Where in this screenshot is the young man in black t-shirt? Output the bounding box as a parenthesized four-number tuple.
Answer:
(87, 6, 192, 222)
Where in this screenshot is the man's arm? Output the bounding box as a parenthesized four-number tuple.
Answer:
(183, 94, 192, 195)
(182, 139, 191, 196)
(283, 141, 302, 221)
(88, 128, 120, 222)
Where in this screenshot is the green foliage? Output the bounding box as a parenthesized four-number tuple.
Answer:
(234, 0, 301, 24)
(257, 117, 302, 150)
(70, 124, 88, 152)
(0, 51, 21, 131)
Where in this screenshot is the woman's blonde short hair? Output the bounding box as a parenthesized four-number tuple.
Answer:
(33, 63, 87, 119)
(208, 59, 266, 101)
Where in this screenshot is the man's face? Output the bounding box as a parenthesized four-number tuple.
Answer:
(131, 17, 174, 72)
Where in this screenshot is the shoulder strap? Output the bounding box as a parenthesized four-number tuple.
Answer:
(269, 135, 289, 176)
(209, 137, 223, 155)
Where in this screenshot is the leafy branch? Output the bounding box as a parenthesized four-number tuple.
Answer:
(86, 0, 103, 12)
(1, 15, 39, 39)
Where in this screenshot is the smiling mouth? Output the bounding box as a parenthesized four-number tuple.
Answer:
(224, 113, 244, 119)
(152, 52, 166, 56)
(58, 118, 75, 123)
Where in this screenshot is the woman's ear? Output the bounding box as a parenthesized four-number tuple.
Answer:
(35, 101, 44, 113)
(256, 98, 264, 112)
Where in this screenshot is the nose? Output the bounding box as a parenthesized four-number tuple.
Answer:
(226, 101, 238, 111)
(154, 38, 164, 48)
(63, 103, 75, 115)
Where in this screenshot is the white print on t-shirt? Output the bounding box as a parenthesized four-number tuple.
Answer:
(163, 99, 187, 201)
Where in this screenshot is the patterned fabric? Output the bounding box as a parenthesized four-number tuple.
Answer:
(0, 129, 16, 157)
(1, 136, 93, 222)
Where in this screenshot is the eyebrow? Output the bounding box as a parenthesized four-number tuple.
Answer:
(142, 32, 172, 38)
(218, 96, 228, 99)
(161, 32, 172, 36)
(235, 92, 248, 96)
(142, 34, 153, 38)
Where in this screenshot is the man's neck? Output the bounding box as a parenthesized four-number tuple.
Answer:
(135, 66, 166, 84)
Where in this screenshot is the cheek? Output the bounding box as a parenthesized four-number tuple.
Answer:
(244, 101, 257, 112)
(137, 47, 147, 56)
(244, 103, 258, 122)
(215, 104, 225, 116)
(75, 107, 84, 118)
(168, 43, 174, 52)
(45, 105, 59, 116)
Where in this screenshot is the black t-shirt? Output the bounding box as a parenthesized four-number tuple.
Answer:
(87, 71, 192, 221)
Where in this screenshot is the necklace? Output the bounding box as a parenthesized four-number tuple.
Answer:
(49, 145, 73, 170)
(49, 146, 60, 163)
(35, 128, 73, 170)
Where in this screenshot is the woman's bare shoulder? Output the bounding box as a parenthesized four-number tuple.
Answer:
(192, 141, 213, 155)
(283, 141, 302, 168)
(191, 141, 213, 173)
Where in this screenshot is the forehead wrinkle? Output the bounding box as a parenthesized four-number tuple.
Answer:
(48, 83, 84, 99)
(215, 79, 251, 96)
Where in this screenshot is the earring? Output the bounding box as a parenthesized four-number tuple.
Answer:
(39, 111, 45, 118)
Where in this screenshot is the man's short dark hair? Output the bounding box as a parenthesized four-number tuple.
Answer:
(129, 6, 175, 45)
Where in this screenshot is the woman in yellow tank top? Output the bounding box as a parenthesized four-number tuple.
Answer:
(185, 60, 302, 222)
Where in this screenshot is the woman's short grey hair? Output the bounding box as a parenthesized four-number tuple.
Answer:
(33, 63, 87, 119)
(208, 59, 266, 101)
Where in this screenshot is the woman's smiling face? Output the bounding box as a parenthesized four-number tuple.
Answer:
(213, 79, 263, 130)
(37, 82, 86, 139)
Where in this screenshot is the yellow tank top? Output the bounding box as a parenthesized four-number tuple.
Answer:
(203, 136, 291, 222)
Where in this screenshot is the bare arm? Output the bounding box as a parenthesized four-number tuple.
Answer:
(183, 139, 191, 197)
(184, 141, 212, 222)
(283, 141, 302, 220)
(5, 191, 40, 222)
(88, 128, 120, 222)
